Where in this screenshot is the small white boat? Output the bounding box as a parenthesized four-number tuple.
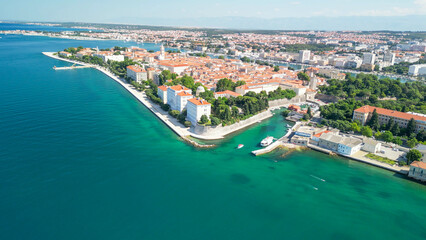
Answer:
(286, 124, 291, 128)
(260, 137, 274, 147)
(237, 144, 244, 149)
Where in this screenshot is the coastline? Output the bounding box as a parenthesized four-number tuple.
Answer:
(42, 52, 274, 144)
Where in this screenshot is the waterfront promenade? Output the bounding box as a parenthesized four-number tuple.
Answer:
(42, 52, 275, 143)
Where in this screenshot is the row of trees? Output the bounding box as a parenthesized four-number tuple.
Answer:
(318, 73, 425, 114)
(382, 58, 426, 75)
(215, 78, 246, 92)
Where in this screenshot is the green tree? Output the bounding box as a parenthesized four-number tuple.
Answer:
(307, 106, 312, 118)
(392, 137, 403, 145)
(200, 114, 209, 124)
(168, 110, 180, 118)
(273, 65, 280, 72)
(367, 109, 380, 131)
(351, 122, 361, 133)
(281, 109, 291, 117)
(218, 55, 225, 60)
(210, 116, 221, 126)
(297, 72, 310, 81)
(406, 149, 422, 163)
(406, 118, 416, 135)
(381, 131, 394, 143)
(216, 78, 234, 92)
(361, 126, 373, 137)
(374, 65, 380, 71)
(407, 138, 418, 148)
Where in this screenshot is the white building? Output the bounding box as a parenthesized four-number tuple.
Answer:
(235, 81, 280, 95)
(187, 98, 211, 125)
(157, 85, 168, 104)
(298, 50, 311, 63)
(338, 138, 363, 156)
(93, 52, 124, 62)
(414, 144, 426, 162)
(214, 90, 241, 99)
(319, 133, 362, 156)
(383, 52, 396, 65)
(59, 51, 72, 57)
(362, 53, 376, 65)
(408, 64, 426, 76)
(176, 91, 193, 112)
(167, 85, 192, 111)
(158, 62, 189, 75)
(126, 65, 147, 83)
(362, 138, 381, 154)
(408, 161, 426, 182)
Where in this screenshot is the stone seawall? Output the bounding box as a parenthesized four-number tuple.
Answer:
(268, 95, 306, 108)
(191, 111, 273, 139)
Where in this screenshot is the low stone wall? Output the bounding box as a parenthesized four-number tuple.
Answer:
(192, 110, 273, 138)
(315, 94, 339, 103)
(268, 95, 306, 108)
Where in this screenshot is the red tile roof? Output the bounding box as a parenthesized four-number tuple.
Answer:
(188, 98, 211, 106)
(169, 85, 190, 91)
(127, 65, 145, 72)
(411, 161, 426, 169)
(214, 90, 241, 97)
(158, 85, 168, 91)
(313, 130, 331, 138)
(177, 91, 192, 97)
(354, 105, 426, 122)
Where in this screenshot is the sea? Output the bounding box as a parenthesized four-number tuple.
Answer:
(0, 23, 425, 240)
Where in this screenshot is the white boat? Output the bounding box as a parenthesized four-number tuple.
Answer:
(237, 144, 244, 149)
(260, 137, 274, 147)
(286, 124, 291, 128)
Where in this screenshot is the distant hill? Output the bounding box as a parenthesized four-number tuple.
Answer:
(107, 15, 426, 31)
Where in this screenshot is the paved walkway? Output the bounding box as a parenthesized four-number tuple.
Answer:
(43, 52, 276, 142)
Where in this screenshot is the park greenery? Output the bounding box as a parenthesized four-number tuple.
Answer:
(279, 44, 335, 53)
(407, 149, 422, 163)
(157, 72, 296, 126)
(59, 48, 297, 128)
(215, 78, 246, 92)
(319, 73, 426, 147)
(366, 153, 397, 166)
(297, 72, 310, 81)
(382, 59, 426, 75)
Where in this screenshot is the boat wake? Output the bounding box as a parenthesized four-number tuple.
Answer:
(310, 175, 326, 182)
(310, 185, 318, 190)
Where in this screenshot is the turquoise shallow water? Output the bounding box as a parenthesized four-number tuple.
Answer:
(1, 25, 426, 240)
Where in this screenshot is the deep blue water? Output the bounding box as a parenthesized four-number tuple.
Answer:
(0, 24, 426, 240)
(0, 22, 98, 32)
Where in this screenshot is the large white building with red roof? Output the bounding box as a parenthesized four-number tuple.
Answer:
(157, 85, 168, 104)
(187, 98, 211, 125)
(353, 105, 426, 133)
(167, 85, 193, 111)
(127, 65, 147, 83)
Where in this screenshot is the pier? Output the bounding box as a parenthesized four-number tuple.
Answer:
(251, 122, 301, 156)
(53, 64, 94, 70)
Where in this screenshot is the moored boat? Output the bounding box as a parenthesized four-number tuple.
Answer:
(260, 137, 274, 147)
(237, 144, 244, 149)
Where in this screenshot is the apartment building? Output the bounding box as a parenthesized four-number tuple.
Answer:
(353, 105, 426, 133)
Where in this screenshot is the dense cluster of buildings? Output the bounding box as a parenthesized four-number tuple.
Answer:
(4, 27, 425, 76)
(290, 126, 382, 157)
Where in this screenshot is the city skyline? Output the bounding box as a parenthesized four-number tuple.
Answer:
(2, 0, 426, 30)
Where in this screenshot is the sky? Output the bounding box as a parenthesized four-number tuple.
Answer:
(1, 0, 426, 23)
